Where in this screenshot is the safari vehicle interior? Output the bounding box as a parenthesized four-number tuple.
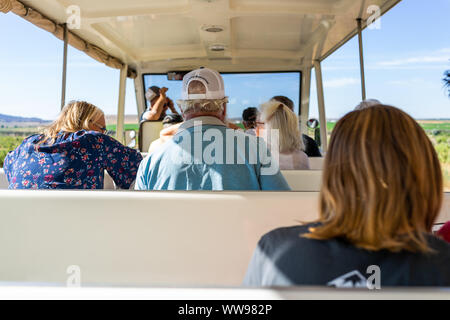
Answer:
(0, 0, 449, 297)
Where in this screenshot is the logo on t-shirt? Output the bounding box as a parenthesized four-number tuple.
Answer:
(327, 270, 368, 288)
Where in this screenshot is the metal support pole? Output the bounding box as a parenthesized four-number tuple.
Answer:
(116, 65, 128, 144)
(300, 67, 312, 136)
(134, 75, 146, 119)
(313, 60, 328, 153)
(61, 23, 69, 110)
(357, 18, 367, 101)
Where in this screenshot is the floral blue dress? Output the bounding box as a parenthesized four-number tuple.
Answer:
(3, 130, 143, 189)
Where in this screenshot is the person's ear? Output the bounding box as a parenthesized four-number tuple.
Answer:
(221, 104, 227, 120)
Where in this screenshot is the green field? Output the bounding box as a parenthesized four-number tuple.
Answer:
(327, 121, 450, 132)
(0, 135, 25, 168)
(1, 122, 449, 190)
(106, 124, 140, 132)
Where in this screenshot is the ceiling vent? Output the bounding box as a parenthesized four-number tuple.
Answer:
(202, 25, 225, 33)
(209, 44, 226, 52)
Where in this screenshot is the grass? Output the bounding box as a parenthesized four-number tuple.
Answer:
(106, 124, 140, 132)
(0, 135, 26, 167)
(1, 121, 449, 190)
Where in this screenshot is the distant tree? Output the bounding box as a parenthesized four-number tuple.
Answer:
(444, 70, 450, 97)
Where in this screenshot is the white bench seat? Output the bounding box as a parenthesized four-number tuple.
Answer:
(0, 190, 448, 287)
(0, 168, 7, 189)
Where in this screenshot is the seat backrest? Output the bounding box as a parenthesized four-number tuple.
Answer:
(282, 170, 322, 192)
(0, 169, 8, 189)
(309, 157, 325, 170)
(0, 190, 319, 286)
(139, 121, 163, 152)
(0, 190, 448, 287)
(124, 130, 137, 149)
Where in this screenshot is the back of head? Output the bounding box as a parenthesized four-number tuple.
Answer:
(355, 99, 382, 110)
(272, 96, 294, 111)
(145, 86, 161, 103)
(40, 101, 104, 145)
(177, 68, 227, 116)
(260, 100, 303, 153)
(181, 68, 225, 100)
(307, 105, 443, 253)
(162, 114, 184, 127)
(242, 107, 258, 122)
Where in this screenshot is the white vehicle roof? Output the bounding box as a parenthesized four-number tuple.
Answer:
(15, 0, 401, 73)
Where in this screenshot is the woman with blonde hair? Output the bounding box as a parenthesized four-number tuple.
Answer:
(4, 101, 142, 189)
(258, 99, 310, 170)
(244, 105, 450, 287)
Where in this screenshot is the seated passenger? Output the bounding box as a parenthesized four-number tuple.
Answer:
(148, 114, 184, 154)
(4, 101, 143, 189)
(242, 107, 258, 136)
(135, 67, 290, 191)
(142, 86, 179, 121)
(244, 105, 450, 287)
(272, 96, 322, 157)
(258, 100, 310, 170)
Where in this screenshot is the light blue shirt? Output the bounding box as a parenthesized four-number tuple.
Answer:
(135, 116, 290, 191)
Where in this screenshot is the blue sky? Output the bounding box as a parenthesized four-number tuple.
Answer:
(0, 0, 449, 121)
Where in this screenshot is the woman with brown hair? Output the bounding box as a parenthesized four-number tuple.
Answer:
(244, 105, 450, 287)
(4, 101, 142, 189)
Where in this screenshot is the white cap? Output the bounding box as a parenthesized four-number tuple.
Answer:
(145, 86, 161, 102)
(181, 67, 225, 100)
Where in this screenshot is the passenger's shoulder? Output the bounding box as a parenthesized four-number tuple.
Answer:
(294, 149, 309, 159)
(73, 130, 114, 144)
(232, 129, 264, 143)
(16, 134, 43, 150)
(259, 224, 316, 248)
(140, 152, 153, 165)
(76, 130, 104, 138)
(302, 134, 316, 144)
(427, 235, 450, 258)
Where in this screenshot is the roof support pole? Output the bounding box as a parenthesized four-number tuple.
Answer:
(313, 60, 328, 153)
(116, 64, 128, 144)
(134, 74, 146, 119)
(60, 23, 68, 110)
(300, 67, 312, 136)
(357, 18, 367, 101)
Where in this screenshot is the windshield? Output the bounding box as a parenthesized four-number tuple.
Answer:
(142, 72, 301, 120)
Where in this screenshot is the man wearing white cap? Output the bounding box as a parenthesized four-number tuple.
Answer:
(135, 67, 290, 191)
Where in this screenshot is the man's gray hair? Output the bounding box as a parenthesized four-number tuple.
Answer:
(177, 98, 228, 115)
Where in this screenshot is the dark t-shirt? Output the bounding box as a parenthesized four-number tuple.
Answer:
(243, 224, 450, 287)
(302, 134, 322, 157)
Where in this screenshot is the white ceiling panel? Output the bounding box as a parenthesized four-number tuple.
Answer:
(17, 0, 402, 72)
